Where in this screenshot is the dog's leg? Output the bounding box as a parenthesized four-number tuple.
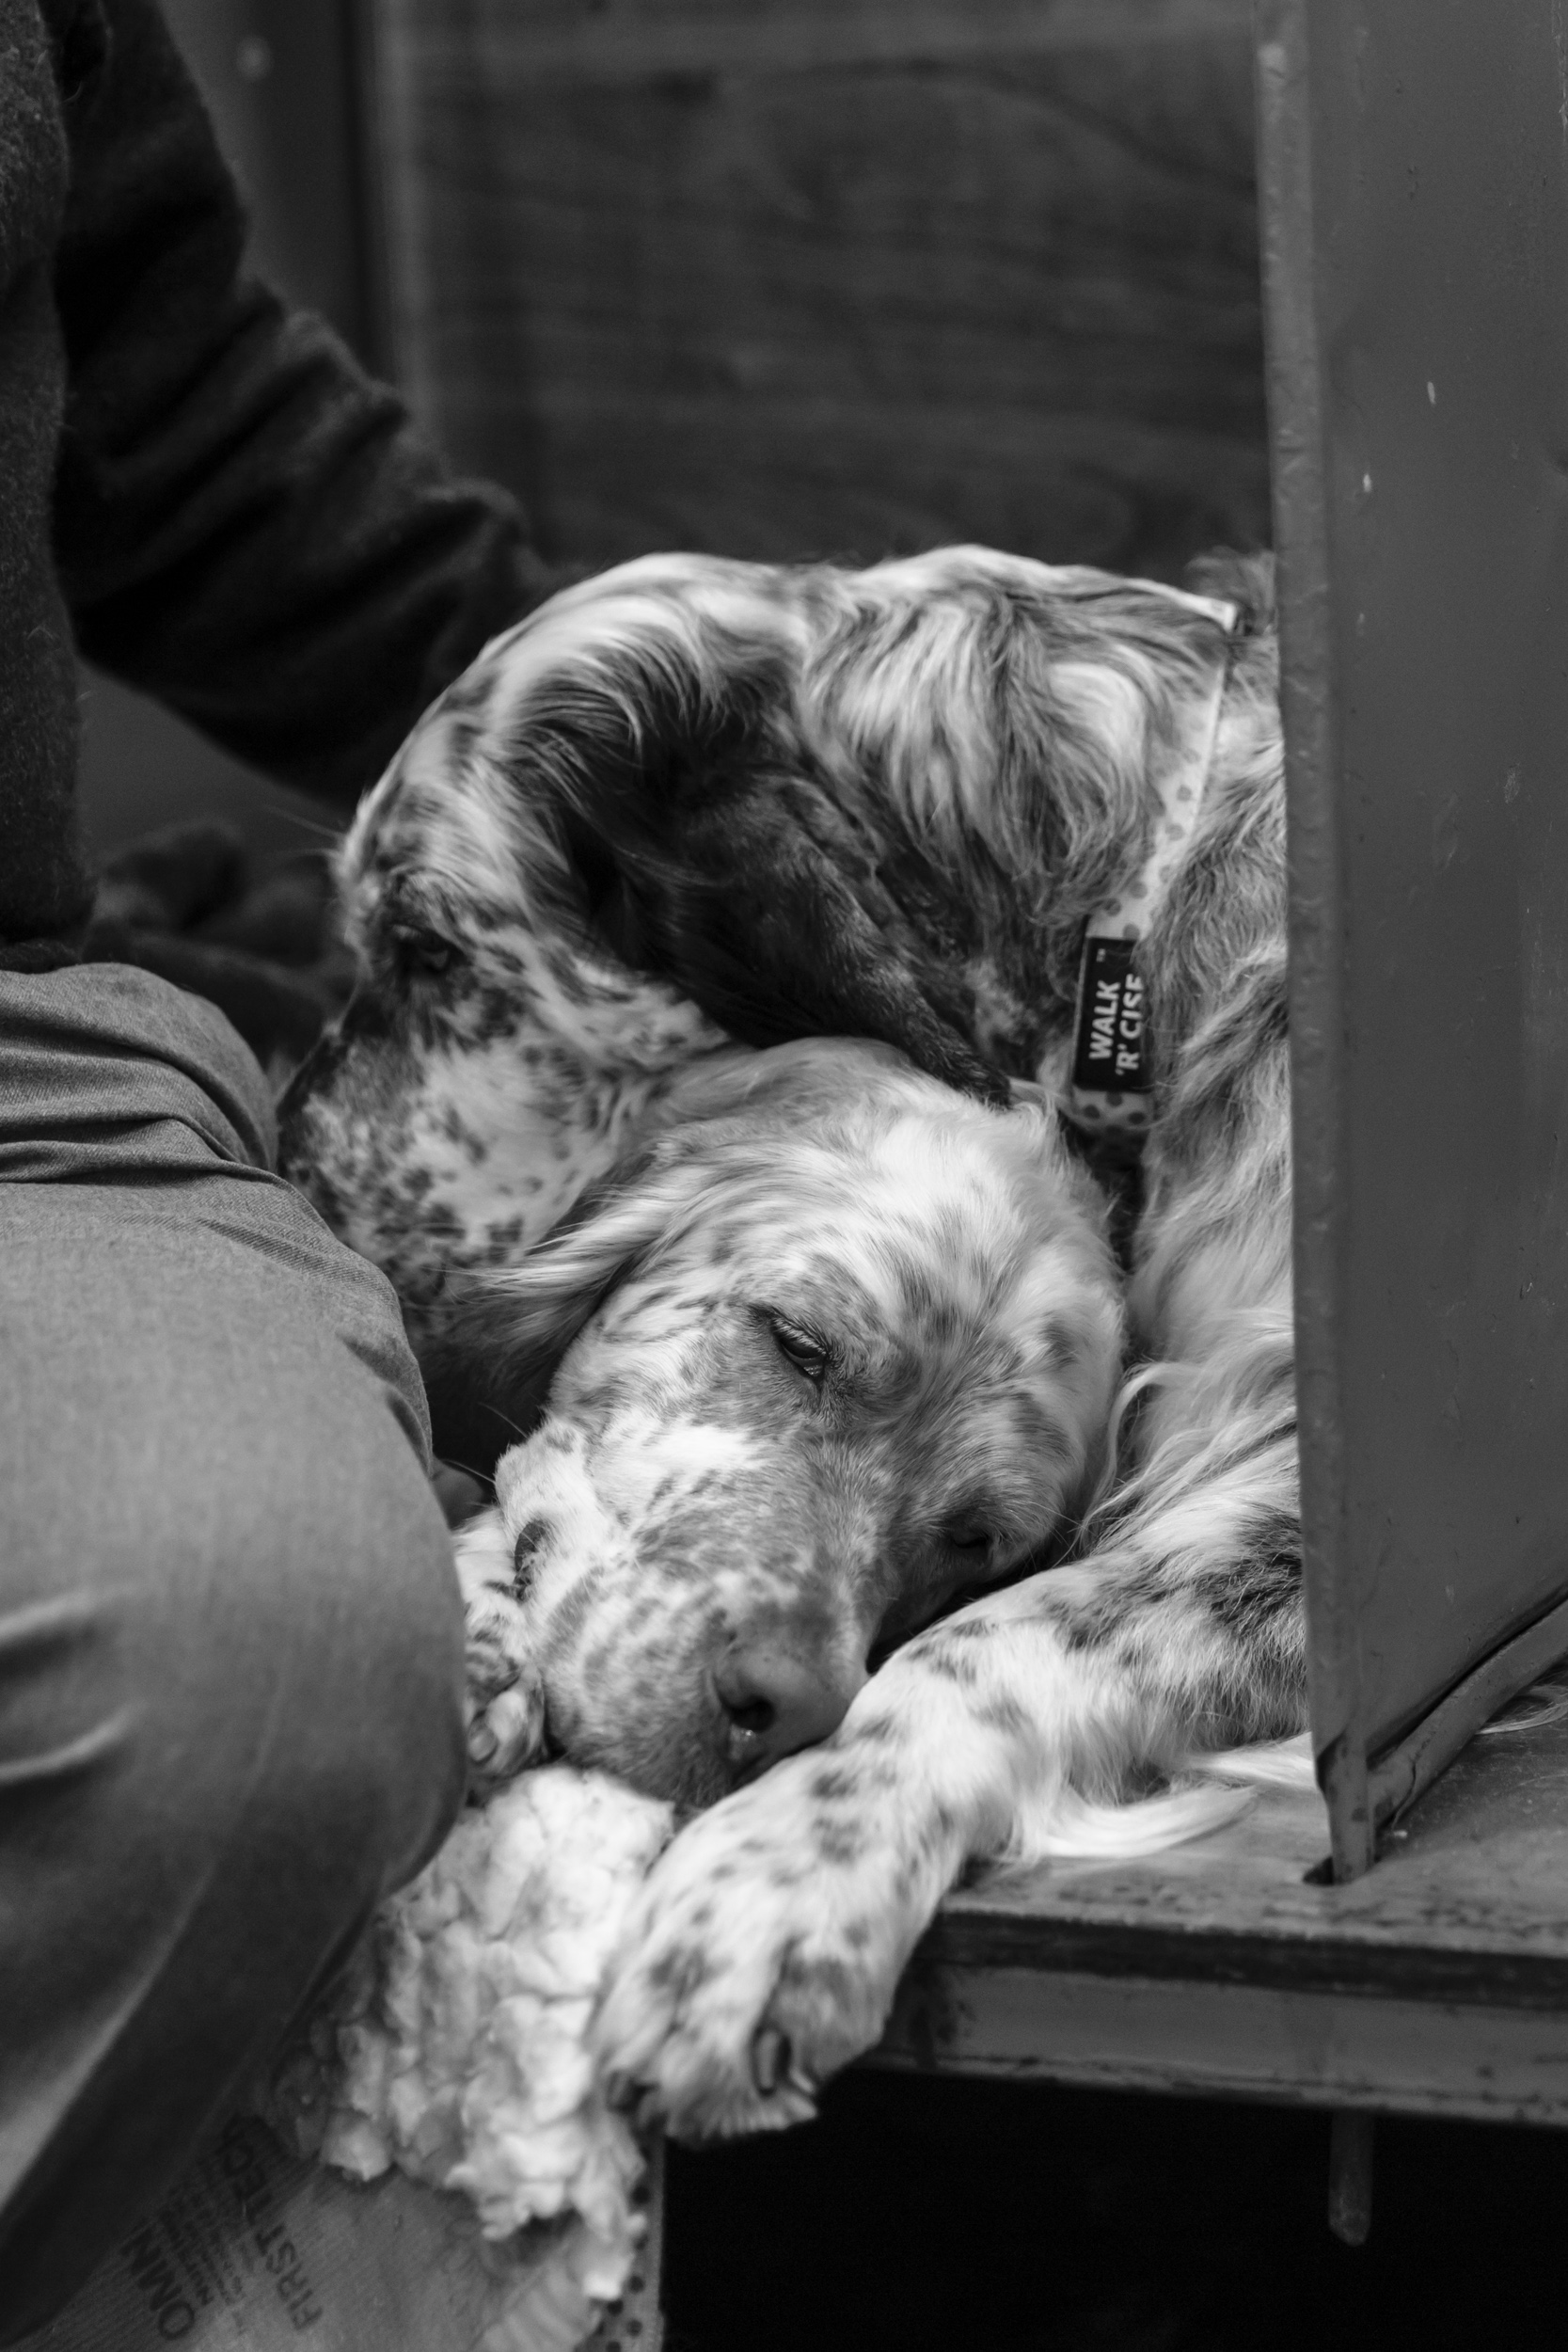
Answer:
(454, 1420, 646, 1788)
(594, 1357, 1302, 2138)
(453, 1503, 549, 1786)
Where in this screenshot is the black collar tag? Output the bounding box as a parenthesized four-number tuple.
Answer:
(1068, 935, 1151, 1138)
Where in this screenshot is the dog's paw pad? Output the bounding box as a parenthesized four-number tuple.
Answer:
(594, 1758, 918, 2139)
(467, 1674, 546, 1787)
(452, 1504, 546, 1783)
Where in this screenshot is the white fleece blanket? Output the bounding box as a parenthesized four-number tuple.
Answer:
(264, 1767, 673, 2352)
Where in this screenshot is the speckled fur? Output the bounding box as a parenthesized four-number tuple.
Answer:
(280, 544, 1303, 2140)
(447, 1043, 1124, 1809)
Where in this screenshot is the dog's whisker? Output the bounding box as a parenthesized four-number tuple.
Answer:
(435, 1454, 494, 1486)
(477, 1403, 531, 1441)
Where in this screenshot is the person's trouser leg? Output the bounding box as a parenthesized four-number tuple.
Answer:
(0, 963, 466, 2340)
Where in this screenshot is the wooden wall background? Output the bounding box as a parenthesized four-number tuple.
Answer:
(368, 0, 1269, 580)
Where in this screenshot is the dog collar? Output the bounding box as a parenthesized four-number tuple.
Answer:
(1065, 586, 1240, 1145)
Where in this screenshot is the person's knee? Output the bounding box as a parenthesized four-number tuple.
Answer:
(0, 1186, 467, 2335)
(25, 1321, 469, 1919)
(1, 1233, 469, 1962)
(165, 1359, 467, 1901)
(266, 1450, 468, 1899)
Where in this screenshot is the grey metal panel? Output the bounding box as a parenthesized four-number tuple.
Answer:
(1258, 0, 1568, 1848)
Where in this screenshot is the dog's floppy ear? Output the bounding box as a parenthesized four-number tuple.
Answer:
(427, 1035, 960, 1470)
(422, 1055, 867, 1464)
(436, 1146, 712, 1415)
(653, 1033, 916, 1130)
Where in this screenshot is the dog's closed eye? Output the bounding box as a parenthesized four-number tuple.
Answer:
(388, 920, 456, 977)
(767, 1314, 833, 1385)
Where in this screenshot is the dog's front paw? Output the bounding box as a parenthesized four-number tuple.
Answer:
(452, 1507, 546, 1786)
(594, 1749, 938, 2139)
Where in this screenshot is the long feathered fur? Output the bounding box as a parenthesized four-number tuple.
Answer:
(281, 543, 1308, 2137)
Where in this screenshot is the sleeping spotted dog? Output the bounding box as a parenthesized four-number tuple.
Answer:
(279, 546, 1304, 2137)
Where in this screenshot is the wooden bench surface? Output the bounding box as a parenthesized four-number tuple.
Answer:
(875, 1700, 1568, 2121)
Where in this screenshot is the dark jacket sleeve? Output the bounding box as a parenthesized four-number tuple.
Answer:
(49, 0, 554, 810)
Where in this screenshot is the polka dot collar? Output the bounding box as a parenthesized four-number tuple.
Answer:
(1064, 585, 1240, 1146)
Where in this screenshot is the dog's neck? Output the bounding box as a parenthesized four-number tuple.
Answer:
(1062, 588, 1239, 1146)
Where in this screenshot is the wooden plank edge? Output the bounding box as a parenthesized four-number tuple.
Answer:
(911, 1912, 1568, 2011)
(868, 1964, 1568, 2122)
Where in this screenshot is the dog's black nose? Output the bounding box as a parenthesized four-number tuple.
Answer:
(713, 1639, 864, 1779)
